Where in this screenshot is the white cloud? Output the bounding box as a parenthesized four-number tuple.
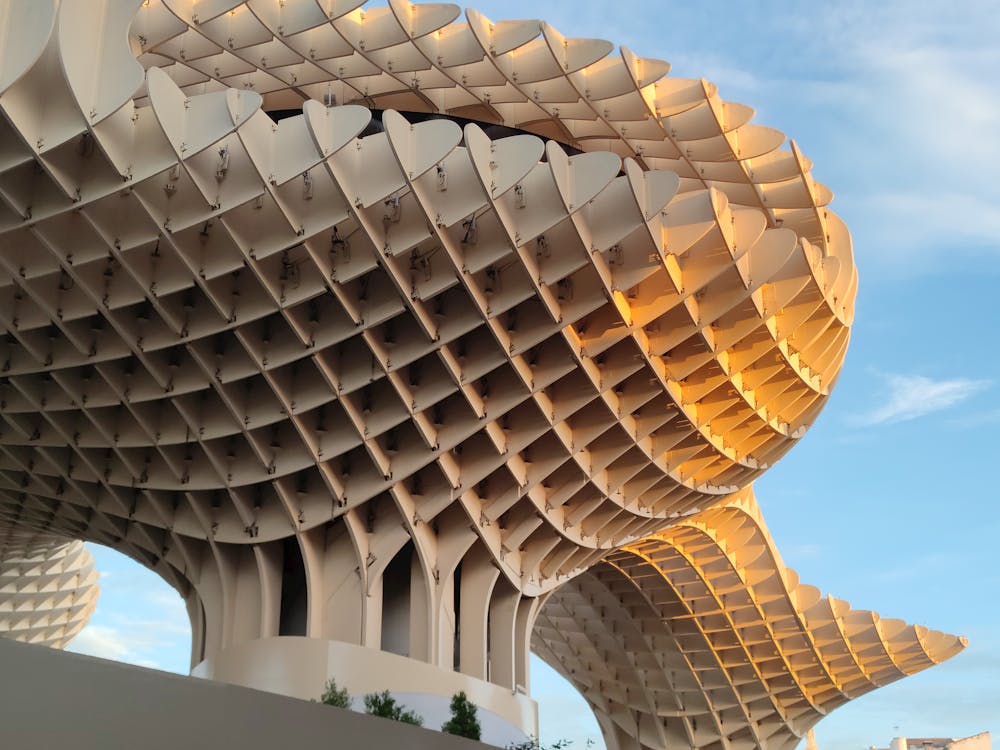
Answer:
(667, 52, 763, 94)
(863, 191, 1000, 243)
(853, 373, 991, 426)
(67, 580, 190, 672)
(145, 589, 189, 616)
(68, 624, 161, 670)
(662, 1, 1000, 273)
(67, 612, 188, 670)
(808, 5, 1000, 265)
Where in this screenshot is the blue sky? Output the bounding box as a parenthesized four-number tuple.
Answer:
(70, 2, 1000, 748)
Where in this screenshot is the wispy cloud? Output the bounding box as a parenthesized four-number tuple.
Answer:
(68, 624, 165, 669)
(852, 373, 991, 426)
(663, 1, 1000, 273)
(67, 578, 190, 672)
(803, 4, 1000, 267)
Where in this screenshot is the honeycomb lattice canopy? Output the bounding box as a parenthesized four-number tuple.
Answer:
(0, 535, 99, 649)
(0, 5, 959, 749)
(0, 0, 854, 597)
(534, 489, 967, 750)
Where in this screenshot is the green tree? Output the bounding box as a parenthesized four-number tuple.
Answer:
(363, 690, 423, 726)
(441, 691, 482, 740)
(318, 678, 352, 709)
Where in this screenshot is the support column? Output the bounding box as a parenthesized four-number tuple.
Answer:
(459, 546, 500, 680)
(299, 527, 326, 638)
(514, 595, 539, 694)
(488, 580, 520, 689)
(254, 542, 282, 639)
(408, 546, 430, 662)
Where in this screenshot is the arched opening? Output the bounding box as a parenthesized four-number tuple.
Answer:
(65, 543, 192, 675)
(52, 542, 603, 747)
(529, 654, 605, 750)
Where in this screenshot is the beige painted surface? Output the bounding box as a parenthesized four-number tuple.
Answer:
(0, 3, 962, 749)
(0, 1, 854, 597)
(947, 734, 994, 750)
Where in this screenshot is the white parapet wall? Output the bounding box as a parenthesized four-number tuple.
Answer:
(192, 635, 536, 746)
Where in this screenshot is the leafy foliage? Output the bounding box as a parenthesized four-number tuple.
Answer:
(506, 738, 583, 750)
(363, 690, 424, 726)
(441, 691, 482, 740)
(318, 678, 352, 709)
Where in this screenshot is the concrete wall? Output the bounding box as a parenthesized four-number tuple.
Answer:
(0, 638, 498, 750)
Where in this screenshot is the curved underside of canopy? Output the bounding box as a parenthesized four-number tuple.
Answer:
(0, 4, 962, 748)
(533, 488, 966, 750)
